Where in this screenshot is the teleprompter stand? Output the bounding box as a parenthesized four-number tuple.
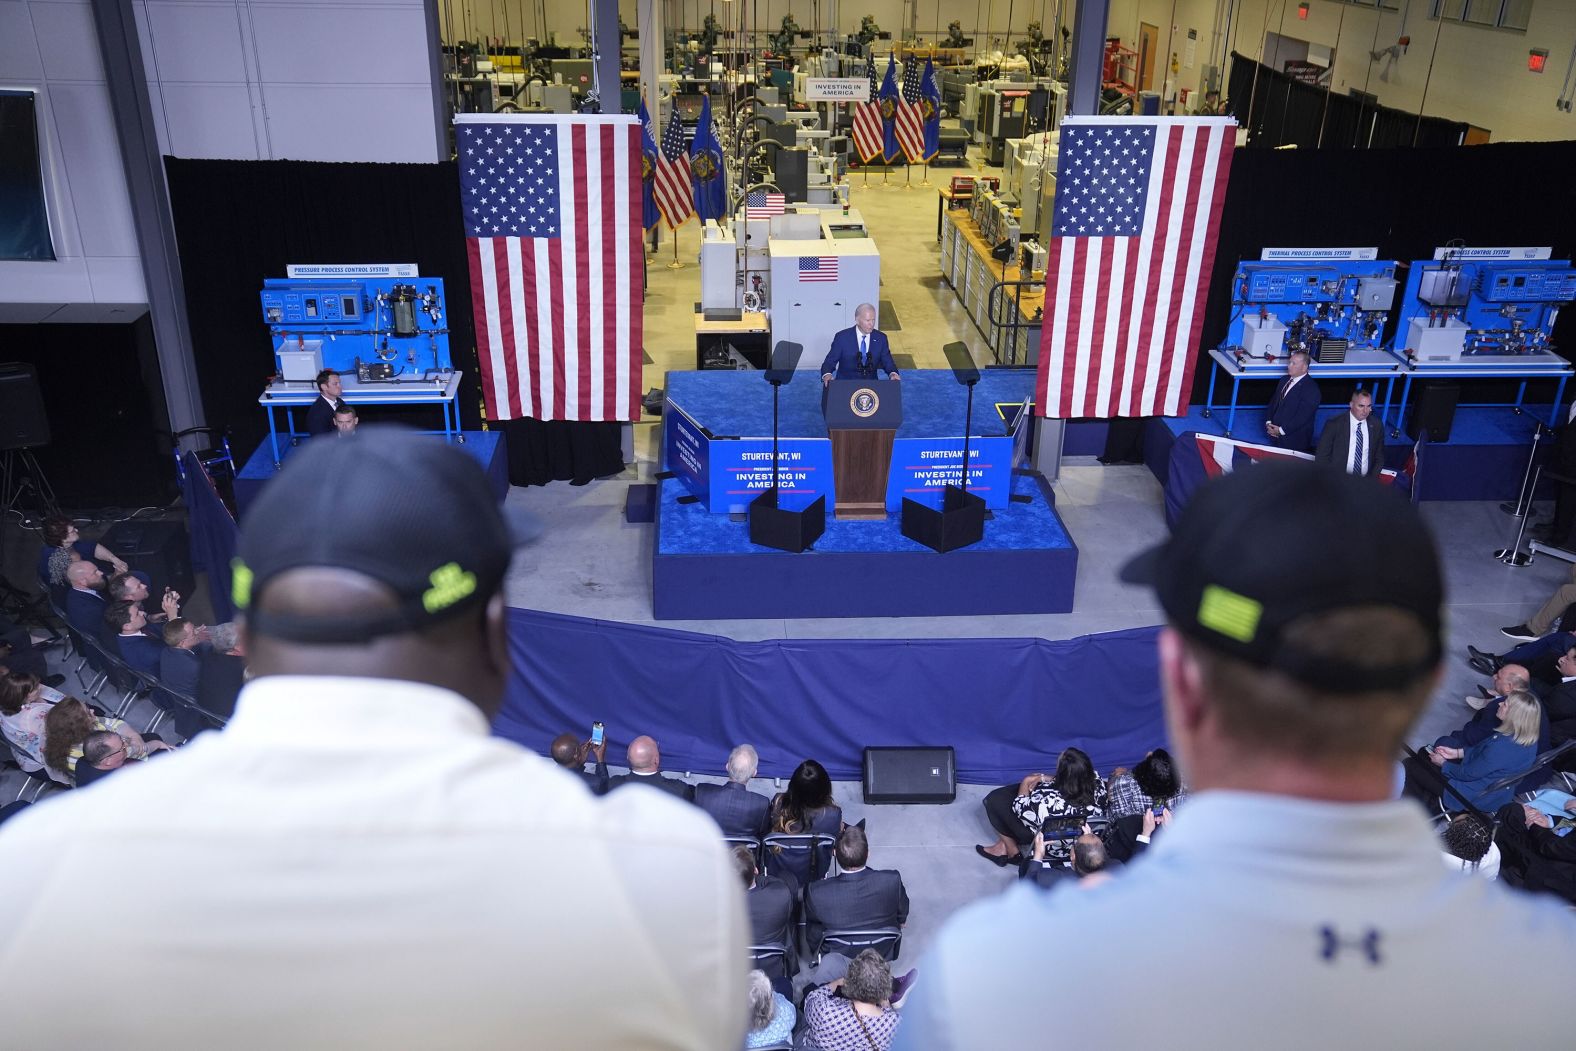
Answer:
(900, 342, 986, 553)
(748, 342, 827, 552)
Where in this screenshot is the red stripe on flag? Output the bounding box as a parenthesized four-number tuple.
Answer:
(626, 125, 644, 420)
(1163, 127, 1236, 415)
(573, 123, 592, 420)
(491, 238, 523, 419)
(601, 124, 619, 420)
(1060, 239, 1086, 413)
(1151, 126, 1197, 406)
(465, 237, 495, 419)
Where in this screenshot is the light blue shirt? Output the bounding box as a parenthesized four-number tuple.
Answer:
(895, 791, 1576, 1049)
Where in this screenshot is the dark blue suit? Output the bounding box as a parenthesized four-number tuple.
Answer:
(821, 326, 898, 380)
(694, 781, 772, 837)
(114, 632, 165, 675)
(1265, 373, 1320, 452)
(65, 587, 108, 641)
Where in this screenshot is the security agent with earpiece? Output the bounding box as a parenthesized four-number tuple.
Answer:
(0, 426, 749, 1050)
(821, 303, 901, 386)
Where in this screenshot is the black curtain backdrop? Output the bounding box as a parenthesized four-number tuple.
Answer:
(1192, 139, 1576, 408)
(166, 157, 624, 486)
(0, 317, 171, 508)
(1226, 52, 1469, 149)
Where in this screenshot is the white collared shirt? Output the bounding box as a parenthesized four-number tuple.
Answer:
(0, 675, 748, 1050)
(1346, 411, 1367, 474)
(895, 791, 1576, 1049)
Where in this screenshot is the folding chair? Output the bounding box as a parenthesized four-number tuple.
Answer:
(762, 832, 838, 886)
(816, 926, 902, 964)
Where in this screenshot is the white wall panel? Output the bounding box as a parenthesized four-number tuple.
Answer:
(47, 81, 139, 256)
(249, 4, 430, 85)
(29, 0, 103, 81)
(0, 1, 48, 79)
(141, 1, 249, 81)
(264, 83, 439, 160)
(157, 82, 260, 157)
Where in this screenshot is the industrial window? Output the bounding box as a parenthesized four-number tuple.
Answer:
(1431, 0, 1532, 30)
(0, 90, 55, 261)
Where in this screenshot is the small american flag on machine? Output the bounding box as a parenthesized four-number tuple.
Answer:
(746, 190, 786, 219)
(798, 256, 839, 282)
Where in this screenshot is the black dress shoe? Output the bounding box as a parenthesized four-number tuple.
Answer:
(1468, 656, 1497, 677)
(1477, 684, 1494, 699)
(1467, 645, 1502, 668)
(40, 674, 65, 688)
(974, 845, 1014, 868)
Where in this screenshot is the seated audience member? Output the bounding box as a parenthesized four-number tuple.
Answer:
(766, 759, 844, 883)
(1440, 812, 1499, 879)
(1433, 665, 1552, 796)
(196, 622, 247, 720)
(1023, 828, 1120, 889)
(107, 572, 182, 624)
(734, 846, 795, 979)
(0, 670, 65, 776)
(1404, 692, 1542, 813)
(1105, 748, 1186, 818)
(695, 743, 772, 836)
(1498, 563, 1576, 646)
(1104, 804, 1173, 864)
(0, 608, 52, 682)
(333, 405, 359, 435)
(1456, 662, 1534, 712)
(74, 730, 134, 788)
(744, 969, 796, 1050)
(802, 950, 902, 1051)
(1495, 795, 1576, 903)
(41, 697, 167, 784)
(1539, 652, 1576, 747)
(159, 619, 203, 697)
(804, 825, 909, 958)
(64, 561, 110, 639)
(39, 515, 125, 587)
(550, 732, 608, 794)
(105, 602, 164, 674)
(977, 747, 1107, 866)
(606, 735, 694, 801)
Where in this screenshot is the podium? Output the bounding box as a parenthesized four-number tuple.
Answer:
(823, 379, 902, 520)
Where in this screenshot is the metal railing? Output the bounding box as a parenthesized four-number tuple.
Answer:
(985, 279, 1044, 365)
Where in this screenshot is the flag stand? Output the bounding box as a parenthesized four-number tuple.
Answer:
(920, 162, 931, 187)
(666, 226, 685, 269)
(903, 164, 913, 190)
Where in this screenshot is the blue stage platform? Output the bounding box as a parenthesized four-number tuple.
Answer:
(234, 430, 509, 517)
(652, 470, 1077, 620)
(1143, 406, 1541, 502)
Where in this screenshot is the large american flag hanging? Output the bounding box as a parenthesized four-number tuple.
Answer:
(457, 115, 644, 422)
(1034, 117, 1235, 419)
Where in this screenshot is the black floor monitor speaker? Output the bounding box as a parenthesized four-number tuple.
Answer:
(102, 519, 193, 602)
(863, 746, 957, 804)
(900, 485, 986, 553)
(1407, 381, 1458, 443)
(748, 488, 825, 552)
(0, 362, 50, 451)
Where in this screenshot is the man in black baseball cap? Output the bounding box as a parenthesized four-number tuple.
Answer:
(900, 459, 1576, 1049)
(0, 426, 753, 1048)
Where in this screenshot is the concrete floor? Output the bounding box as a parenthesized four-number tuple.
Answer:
(6, 146, 1571, 967)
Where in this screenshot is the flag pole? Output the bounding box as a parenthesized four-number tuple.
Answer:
(667, 220, 685, 269)
(921, 161, 931, 187)
(903, 162, 913, 190)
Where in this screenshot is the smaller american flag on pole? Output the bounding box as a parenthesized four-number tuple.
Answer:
(653, 116, 694, 228)
(798, 256, 839, 282)
(746, 190, 786, 219)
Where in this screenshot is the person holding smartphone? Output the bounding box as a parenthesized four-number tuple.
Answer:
(550, 726, 609, 795)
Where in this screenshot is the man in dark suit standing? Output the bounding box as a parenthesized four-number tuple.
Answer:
(1264, 349, 1319, 453)
(694, 744, 771, 836)
(607, 735, 695, 802)
(820, 304, 901, 386)
(1315, 389, 1384, 475)
(550, 733, 609, 795)
(803, 825, 909, 958)
(304, 369, 348, 436)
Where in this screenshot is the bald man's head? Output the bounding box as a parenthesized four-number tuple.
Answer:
(627, 735, 661, 774)
(67, 560, 104, 590)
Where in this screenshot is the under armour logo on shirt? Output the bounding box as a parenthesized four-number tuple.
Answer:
(1318, 925, 1382, 965)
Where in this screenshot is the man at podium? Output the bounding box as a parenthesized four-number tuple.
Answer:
(821, 304, 901, 386)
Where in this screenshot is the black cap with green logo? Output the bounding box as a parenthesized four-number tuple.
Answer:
(232, 427, 525, 644)
(1120, 459, 1443, 692)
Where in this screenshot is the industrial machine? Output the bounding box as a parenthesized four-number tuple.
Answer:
(1391, 247, 1576, 363)
(1217, 250, 1400, 365)
(259, 267, 452, 382)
